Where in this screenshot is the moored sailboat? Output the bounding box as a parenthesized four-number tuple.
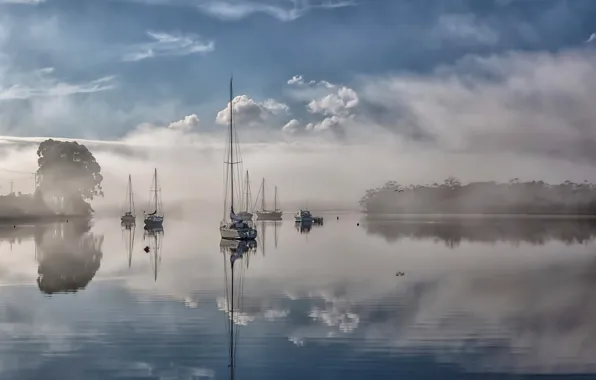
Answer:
(255, 178, 282, 220)
(144, 168, 164, 228)
(121, 174, 136, 224)
(220, 76, 257, 241)
(236, 170, 254, 221)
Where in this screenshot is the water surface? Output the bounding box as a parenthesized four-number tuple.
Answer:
(1, 214, 596, 379)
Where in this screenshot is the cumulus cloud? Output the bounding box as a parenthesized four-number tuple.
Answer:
(215, 94, 289, 127)
(307, 86, 359, 116)
(167, 114, 200, 131)
(586, 33, 596, 44)
(122, 31, 214, 62)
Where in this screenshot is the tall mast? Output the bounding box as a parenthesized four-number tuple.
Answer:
(245, 171, 249, 211)
(274, 186, 278, 211)
(128, 174, 133, 214)
(154, 168, 158, 214)
(229, 76, 234, 212)
(262, 178, 266, 211)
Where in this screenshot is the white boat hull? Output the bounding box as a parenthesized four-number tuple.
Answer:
(220, 224, 257, 240)
(256, 210, 282, 220)
(236, 211, 253, 221)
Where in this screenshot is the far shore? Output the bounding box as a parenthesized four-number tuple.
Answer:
(0, 214, 90, 225)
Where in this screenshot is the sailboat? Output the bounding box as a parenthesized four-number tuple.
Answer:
(220, 77, 257, 241)
(255, 179, 283, 220)
(121, 174, 136, 224)
(236, 170, 253, 221)
(144, 168, 164, 228)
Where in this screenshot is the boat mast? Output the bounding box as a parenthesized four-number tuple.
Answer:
(245, 171, 249, 211)
(229, 76, 235, 214)
(261, 178, 266, 211)
(128, 174, 133, 214)
(274, 186, 278, 211)
(154, 168, 158, 214)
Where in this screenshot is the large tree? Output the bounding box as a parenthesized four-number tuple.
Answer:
(36, 139, 104, 215)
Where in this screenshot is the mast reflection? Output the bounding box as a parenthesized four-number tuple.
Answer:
(143, 226, 164, 282)
(256, 220, 280, 256)
(121, 222, 136, 268)
(220, 238, 257, 380)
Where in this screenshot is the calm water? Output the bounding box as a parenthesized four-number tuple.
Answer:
(1, 214, 596, 379)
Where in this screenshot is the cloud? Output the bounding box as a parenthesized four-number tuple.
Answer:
(167, 114, 200, 131)
(0, 0, 45, 3)
(432, 14, 499, 45)
(307, 86, 359, 116)
(586, 33, 596, 43)
(287, 75, 334, 88)
(122, 31, 214, 62)
(0, 72, 116, 100)
(215, 94, 289, 127)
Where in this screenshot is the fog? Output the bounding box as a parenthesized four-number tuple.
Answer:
(2, 48, 596, 214)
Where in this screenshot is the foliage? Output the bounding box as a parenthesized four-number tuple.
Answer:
(360, 178, 596, 215)
(36, 139, 103, 215)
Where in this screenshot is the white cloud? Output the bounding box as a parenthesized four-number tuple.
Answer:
(0, 74, 116, 100)
(307, 86, 359, 116)
(287, 75, 334, 88)
(586, 33, 596, 43)
(433, 14, 499, 45)
(191, 0, 355, 22)
(215, 94, 289, 127)
(0, 0, 45, 3)
(122, 31, 214, 62)
(167, 114, 200, 131)
(282, 119, 301, 134)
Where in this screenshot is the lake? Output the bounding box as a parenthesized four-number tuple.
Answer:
(1, 213, 596, 379)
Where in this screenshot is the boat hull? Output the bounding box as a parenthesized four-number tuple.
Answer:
(237, 211, 253, 221)
(256, 210, 282, 220)
(144, 215, 164, 227)
(121, 215, 136, 224)
(220, 225, 257, 240)
(295, 216, 313, 223)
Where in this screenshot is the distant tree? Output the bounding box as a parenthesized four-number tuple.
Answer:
(36, 139, 103, 215)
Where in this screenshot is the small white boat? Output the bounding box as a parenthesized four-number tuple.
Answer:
(294, 209, 313, 223)
(121, 174, 136, 224)
(220, 77, 257, 241)
(144, 168, 164, 228)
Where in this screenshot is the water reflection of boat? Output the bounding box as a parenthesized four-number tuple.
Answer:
(220, 238, 257, 379)
(122, 222, 136, 268)
(36, 220, 104, 294)
(256, 220, 280, 256)
(143, 227, 163, 281)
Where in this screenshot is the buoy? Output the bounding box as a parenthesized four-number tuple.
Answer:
(337, 216, 339, 220)
(143, 246, 150, 253)
(357, 223, 360, 226)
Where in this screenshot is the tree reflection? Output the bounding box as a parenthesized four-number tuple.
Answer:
(364, 216, 596, 246)
(35, 219, 103, 294)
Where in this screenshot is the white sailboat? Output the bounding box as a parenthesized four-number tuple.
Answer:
(220, 77, 257, 241)
(237, 170, 254, 221)
(144, 168, 164, 228)
(121, 174, 136, 224)
(255, 178, 282, 220)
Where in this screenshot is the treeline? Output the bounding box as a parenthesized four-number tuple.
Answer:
(360, 178, 596, 215)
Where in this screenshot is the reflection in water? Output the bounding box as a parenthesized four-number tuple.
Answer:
(364, 215, 596, 246)
(220, 239, 257, 380)
(121, 222, 136, 268)
(143, 227, 164, 281)
(256, 220, 280, 256)
(35, 219, 104, 294)
(295, 220, 323, 235)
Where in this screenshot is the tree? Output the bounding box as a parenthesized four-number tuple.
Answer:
(36, 139, 103, 215)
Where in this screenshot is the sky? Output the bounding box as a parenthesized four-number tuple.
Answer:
(1, 0, 596, 208)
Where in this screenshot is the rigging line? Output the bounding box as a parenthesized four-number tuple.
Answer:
(0, 167, 35, 175)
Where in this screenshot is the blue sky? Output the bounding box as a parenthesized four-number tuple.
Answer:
(1, 0, 595, 141)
